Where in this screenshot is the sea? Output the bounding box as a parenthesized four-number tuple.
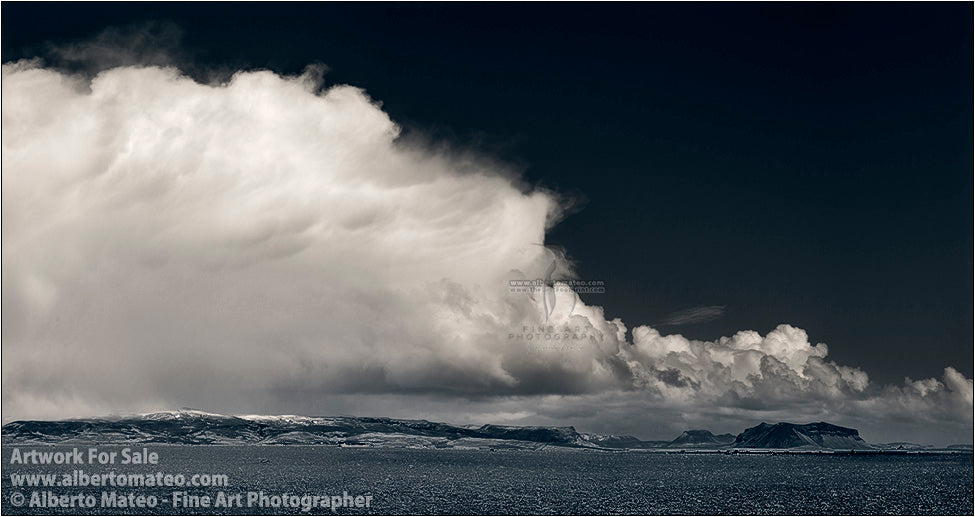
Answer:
(2, 446, 972, 515)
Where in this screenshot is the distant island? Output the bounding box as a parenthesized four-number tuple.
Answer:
(2, 409, 971, 453)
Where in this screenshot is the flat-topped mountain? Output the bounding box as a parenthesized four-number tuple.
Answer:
(732, 422, 870, 450)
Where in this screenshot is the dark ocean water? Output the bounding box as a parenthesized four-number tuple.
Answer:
(3, 446, 972, 515)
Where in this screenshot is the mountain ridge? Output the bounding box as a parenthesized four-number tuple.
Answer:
(2, 410, 968, 451)
(669, 429, 736, 447)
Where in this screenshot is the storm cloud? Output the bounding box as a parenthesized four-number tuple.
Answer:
(2, 60, 971, 444)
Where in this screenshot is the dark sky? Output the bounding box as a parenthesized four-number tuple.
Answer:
(3, 2, 972, 384)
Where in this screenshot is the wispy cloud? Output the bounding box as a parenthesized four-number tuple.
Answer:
(652, 305, 726, 326)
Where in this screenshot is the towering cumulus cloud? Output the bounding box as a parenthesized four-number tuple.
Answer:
(2, 60, 971, 444)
